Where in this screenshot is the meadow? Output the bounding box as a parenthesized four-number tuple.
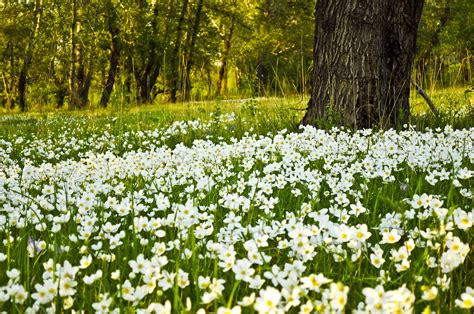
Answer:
(0, 91, 473, 313)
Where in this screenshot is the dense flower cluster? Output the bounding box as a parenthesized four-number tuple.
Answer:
(0, 113, 237, 165)
(0, 118, 473, 313)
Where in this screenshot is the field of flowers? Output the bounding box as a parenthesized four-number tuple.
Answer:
(0, 110, 473, 313)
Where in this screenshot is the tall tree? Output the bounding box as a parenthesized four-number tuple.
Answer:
(99, 0, 121, 107)
(182, 0, 204, 101)
(68, 0, 79, 109)
(302, 0, 424, 129)
(129, 0, 166, 104)
(170, 0, 189, 103)
(216, 12, 235, 97)
(18, 0, 43, 111)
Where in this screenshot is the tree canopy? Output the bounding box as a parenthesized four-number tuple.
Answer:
(0, 0, 471, 111)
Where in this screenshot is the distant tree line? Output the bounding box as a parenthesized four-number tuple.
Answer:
(0, 0, 471, 111)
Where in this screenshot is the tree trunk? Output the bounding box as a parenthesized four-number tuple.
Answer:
(216, 15, 235, 97)
(18, 0, 43, 112)
(68, 0, 79, 110)
(76, 46, 94, 109)
(170, 0, 189, 103)
(100, 1, 120, 107)
(417, 1, 451, 86)
(134, 2, 163, 104)
(182, 0, 204, 101)
(302, 0, 424, 129)
(1, 72, 14, 110)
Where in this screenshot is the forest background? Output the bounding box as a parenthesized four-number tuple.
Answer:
(0, 0, 472, 112)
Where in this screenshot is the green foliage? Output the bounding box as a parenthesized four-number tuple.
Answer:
(0, 0, 472, 111)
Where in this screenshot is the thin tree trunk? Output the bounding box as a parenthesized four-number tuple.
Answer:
(76, 45, 94, 109)
(182, 0, 204, 101)
(1, 72, 14, 110)
(418, 1, 451, 85)
(79, 58, 94, 108)
(216, 15, 235, 97)
(135, 2, 162, 104)
(100, 2, 120, 107)
(170, 0, 189, 103)
(68, 0, 79, 110)
(18, 0, 43, 112)
(302, 0, 424, 129)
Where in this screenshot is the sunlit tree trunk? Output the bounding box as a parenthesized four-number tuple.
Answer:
(170, 0, 189, 103)
(18, 0, 43, 112)
(68, 0, 79, 110)
(302, 0, 424, 129)
(216, 15, 235, 97)
(182, 0, 204, 101)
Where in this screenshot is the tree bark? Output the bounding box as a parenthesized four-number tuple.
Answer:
(1, 72, 14, 110)
(170, 0, 189, 103)
(68, 0, 79, 110)
(99, 1, 120, 107)
(75, 45, 94, 109)
(135, 2, 163, 104)
(302, 0, 424, 129)
(182, 0, 204, 101)
(417, 1, 451, 85)
(18, 0, 43, 112)
(216, 15, 235, 97)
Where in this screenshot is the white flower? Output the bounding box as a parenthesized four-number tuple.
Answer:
(232, 259, 255, 282)
(254, 286, 282, 314)
(92, 293, 113, 313)
(59, 278, 77, 297)
(6, 268, 20, 280)
(32, 280, 56, 304)
(455, 288, 474, 309)
(79, 255, 92, 269)
(300, 273, 331, 292)
(120, 280, 135, 302)
(9, 284, 28, 304)
(111, 270, 120, 280)
(380, 229, 401, 244)
(238, 293, 256, 307)
(421, 286, 438, 301)
(370, 253, 385, 269)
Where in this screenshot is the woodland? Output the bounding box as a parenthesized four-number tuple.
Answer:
(0, 0, 472, 112)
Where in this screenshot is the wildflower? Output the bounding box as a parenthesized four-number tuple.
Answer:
(380, 229, 401, 244)
(421, 286, 438, 301)
(370, 253, 385, 269)
(254, 286, 282, 314)
(329, 282, 349, 311)
(6, 268, 20, 280)
(59, 277, 77, 297)
(120, 280, 135, 302)
(232, 259, 255, 282)
(238, 293, 256, 307)
(299, 300, 313, 314)
(80, 255, 93, 269)
(32, 280, 56, 304)
(9, 284, 28, 304)
(301, 273, 332, 292)
(92, 293, 113, 313)
(455, 287, 474, 309)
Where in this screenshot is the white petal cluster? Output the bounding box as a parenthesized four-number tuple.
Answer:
(0, 116, 472, 312)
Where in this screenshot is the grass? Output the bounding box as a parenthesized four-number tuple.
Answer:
(0, 89, 472, 313)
